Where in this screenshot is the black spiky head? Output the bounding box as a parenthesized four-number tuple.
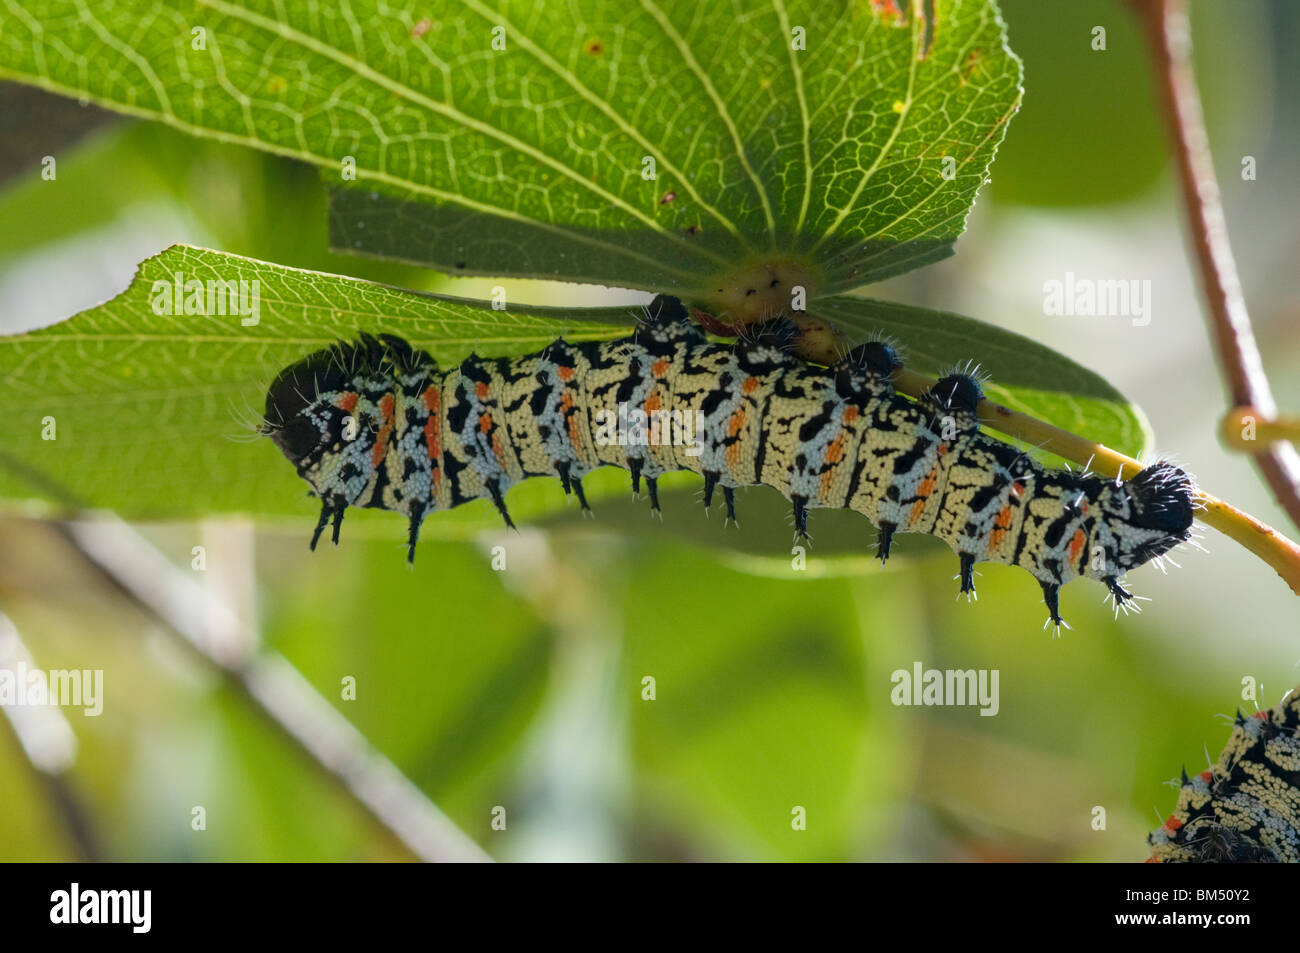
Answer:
(1126, 462, 1196, 536)
(263, 334, 427, 471)
(265, 344, 357, 465)
(1092, 461, 1196, 575)
(1186, 822, 1279, 863)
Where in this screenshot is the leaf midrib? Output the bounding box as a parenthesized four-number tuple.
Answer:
(199, 0, 734, 268)
(459, 0, 753, 251)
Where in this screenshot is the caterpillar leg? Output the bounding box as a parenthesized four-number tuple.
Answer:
(487, 478, 516, 530)
(555, 461, 592, 513)
(1103, 577, 1144, 617)
(645, 475, 661, 517)
(876, 521, 896, 565)
(309, 501, 334, 550)
(1039, 579, 1069, 633)
(307, 502, 347, 550)
(572, 475, 591, 514)
(1105, 577, 1132, 603)
(702, 470, 719, 510)
(406, 510, 424, 564)
(792, 495, 810, 542)
(958, 553, 977, 600)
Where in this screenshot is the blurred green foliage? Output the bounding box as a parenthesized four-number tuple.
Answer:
(991, 0, 1268, 207)
(0, 513, 1257, 861)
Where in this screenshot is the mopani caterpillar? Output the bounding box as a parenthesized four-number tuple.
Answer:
(262, 295, 1195, 630)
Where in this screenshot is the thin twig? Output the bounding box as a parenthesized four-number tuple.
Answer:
(0, 608, 104, 861)
(1222, 407, 1300, 450)
(888, 367, 1300, 595)
(774, 310, 1300, 594)
(721, 301, 1300, 591)
(1128, 0, 1300, 531)
(50, 517, 492, 863)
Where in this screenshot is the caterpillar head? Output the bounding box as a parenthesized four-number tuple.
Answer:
(1180, 820, 1280, 863)
(1089, 462, 1196, 575)
(263, 335, 417, 522)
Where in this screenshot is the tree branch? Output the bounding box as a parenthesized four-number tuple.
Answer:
(1128, 0, 1300, 531)
(49, 517, 492, 863)
(0, 609, 104, 861)
(888, 368, 1300, 595)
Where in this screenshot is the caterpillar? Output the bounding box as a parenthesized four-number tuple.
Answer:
(1148, 686, 1300, 862)
(262, 294, 1194, 630)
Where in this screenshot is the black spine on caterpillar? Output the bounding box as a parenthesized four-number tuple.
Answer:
(263, 295, 1195, 629)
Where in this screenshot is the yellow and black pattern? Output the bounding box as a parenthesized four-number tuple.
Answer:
(1148, 687, 1300, 862)
(263, 295, 1195, 629)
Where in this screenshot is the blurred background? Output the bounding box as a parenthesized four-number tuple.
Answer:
(1, 0, 1298, 861)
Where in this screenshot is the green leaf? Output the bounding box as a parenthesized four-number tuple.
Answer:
(0, 110, 458, 296)
(818, 294, 1151, 458)
(0, 0, 1022, 297)
(0, 245, 1147, 538)
(0, 245, 632, 521)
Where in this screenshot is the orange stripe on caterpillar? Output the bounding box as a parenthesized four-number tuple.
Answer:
(371, 393, 395, 468)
